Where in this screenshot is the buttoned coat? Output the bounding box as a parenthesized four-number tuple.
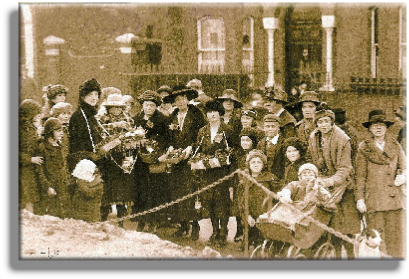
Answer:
(355, 137, 406, 213)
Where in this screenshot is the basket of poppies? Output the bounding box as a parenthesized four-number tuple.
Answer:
(160, 146, 186, 165)
(189, 148, 233, 170)
(138, 139, 160, 164)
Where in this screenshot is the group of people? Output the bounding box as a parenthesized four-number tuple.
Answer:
(19, 77, 406, 258)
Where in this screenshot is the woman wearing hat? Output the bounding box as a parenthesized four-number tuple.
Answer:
(263, 86, 296, 139)
(216, 89, 243, 149)
(162, 85, 207, 237)
(308, 106, 360, 259)
(132, 90, 171, 232)
(156, 85, 174, 117)
(294, 91, 321, 145)
(34, 118, 71, 219)
(355, 110, 406, 258)
(99, 92, 135, 226)
(239, 108, 264, 143)
(193, 100, 236, 247)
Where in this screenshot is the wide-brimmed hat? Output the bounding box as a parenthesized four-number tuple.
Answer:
(156, 85, 172, 95)
(216, 89, 243, 108)
(138, 90, 162, 106)
(162, 85, 198, 104)
(186, 79, 202, 90)
(46, 84, 69, 100)
(362, 110, 394, 128)
(265, 87, 288, 104)
(204, 100, 225, 116)
(42, 117, 63, 137)
(101, 87, 121, 99)
(105, 93, 126, 107)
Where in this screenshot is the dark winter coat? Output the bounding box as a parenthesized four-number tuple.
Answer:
(257, 134, 287, 180)
(34, 140, 71, 218)
(355, 137, 406, 213)
(277, 109, 297, 139)
(71, 174, 104, 223)
(283, 157, 308, 186)
(238, 170, 281, 220)
(308, 125, 360, 234)
(19, 120, 40, 205)
(194, 122, 235, 218)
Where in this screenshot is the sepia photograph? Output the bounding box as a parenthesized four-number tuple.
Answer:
(16, 1, 407, 263)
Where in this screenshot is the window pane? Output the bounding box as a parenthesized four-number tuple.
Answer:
(200, 18, 225, 49)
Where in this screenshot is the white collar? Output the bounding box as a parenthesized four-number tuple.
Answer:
(375, 141, 385, 151)
(267, 133, 280, 145)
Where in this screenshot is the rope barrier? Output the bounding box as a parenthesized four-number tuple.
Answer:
(91, 167, 391, 258)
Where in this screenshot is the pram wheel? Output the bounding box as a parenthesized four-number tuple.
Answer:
(250, 239, 273, 259)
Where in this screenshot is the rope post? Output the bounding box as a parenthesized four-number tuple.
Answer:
(244, 182, 249, 257)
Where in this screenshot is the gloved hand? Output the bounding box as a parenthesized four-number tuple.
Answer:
(247, 215, 256, 227)
(356, 199, 367, 213)
(394, 174, 406, 186)
(277, 189, 292, 204)
(31, 156, 44, 165)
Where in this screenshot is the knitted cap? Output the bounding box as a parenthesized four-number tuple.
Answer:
(50, 102, 73, 117)
(246, 149, 268, 165)
(46, 84, 69, 100)
(20, 99, 41, 121)
(72, 159, 97, 182)
(43, 117, 63, 137)
(298, 163, 318, 177)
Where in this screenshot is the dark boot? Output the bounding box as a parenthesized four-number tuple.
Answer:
(234, 216, 244, 243)
(100, 206, 111, 222)
(207, 218, 220, 245)
(191, 221, 200, 241)
(217, 217, 229, 248)
(136, 221, 145, 232)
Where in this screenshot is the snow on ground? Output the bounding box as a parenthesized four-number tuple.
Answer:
(20, 210, 204, 259)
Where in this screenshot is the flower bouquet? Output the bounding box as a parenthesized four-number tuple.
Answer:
(188, 148, 233, 170)
(138, 138, 160, 164)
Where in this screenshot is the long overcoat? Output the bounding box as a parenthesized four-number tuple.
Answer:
(34, 140, 71, 218)
(308, 125, 360, 235)
(19, 120, 41, 206)
(194, 122, 235, 218)
(167, 104, 207, 222)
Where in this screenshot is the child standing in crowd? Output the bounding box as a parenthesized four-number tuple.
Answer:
(50, 102, 73, 157)
(71, 159, 104, 223)
(237, 149, 281, 251)
(282, 137, 308, 186)
(40, 84, 69, 121)
(19, 99, 43, 212)
(34, 118, 71, 219)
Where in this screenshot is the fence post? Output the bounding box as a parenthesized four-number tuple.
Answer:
(244, 182, 249, 257)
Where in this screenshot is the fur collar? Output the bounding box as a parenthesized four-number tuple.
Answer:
(359, 137, 401, 165)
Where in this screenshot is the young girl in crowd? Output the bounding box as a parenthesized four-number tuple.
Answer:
(50, 102, 73, 156)
(40, 84, 69, 121)
(19, 99, 43, 212)
(237, 149, 281, 251)
(34, 118, 71, 219)
(71, 159, 104, 223)
(282, 137, 308, 186)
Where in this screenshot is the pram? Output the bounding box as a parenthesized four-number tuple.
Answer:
(251, 184, 347, 259)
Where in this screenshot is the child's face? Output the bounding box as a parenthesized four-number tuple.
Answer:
(241, 115, 253, 128)
(299, 170, 316, 184)
(286, 146, 301, 163)
(264, 121, 280, 138)
(249, 157, 264, 174)
(52, 128, 64, 141)
(57, 112, 72, 124)
(108, 106, 123, 116)
(51, 93, 66, 104)
(240, 136, 253, 150)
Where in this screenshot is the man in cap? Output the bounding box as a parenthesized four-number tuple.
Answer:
(187, 79, 213, 111)
(256, 114, 286, 180)
(263, 86, 296, 139)
(294, 91, 321, 145)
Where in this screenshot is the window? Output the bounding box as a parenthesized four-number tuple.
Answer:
(197, 16, 225, 73)
(399, 6, 406, 79)
(242, 17, 254, 85)
(370, 7, 379, 78)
